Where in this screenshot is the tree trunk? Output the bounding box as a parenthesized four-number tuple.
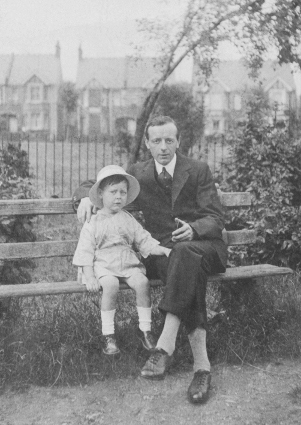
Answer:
(128, 79, 165, 167)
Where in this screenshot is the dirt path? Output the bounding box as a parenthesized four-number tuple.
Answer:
(1, 360, 301, 425)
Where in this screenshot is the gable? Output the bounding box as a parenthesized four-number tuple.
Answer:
(264, 76, 293, 93)
(25, 75, 45, 85)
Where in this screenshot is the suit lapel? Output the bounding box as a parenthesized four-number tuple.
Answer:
(141, 159, 168, 200)
(172, 153, 191, 207)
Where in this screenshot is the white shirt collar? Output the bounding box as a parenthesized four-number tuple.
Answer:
(154, 154, 177, 178)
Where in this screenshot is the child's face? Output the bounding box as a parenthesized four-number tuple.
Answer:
(99, 181, 128, 214)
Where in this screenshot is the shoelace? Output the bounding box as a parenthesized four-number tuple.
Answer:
(194, 372, 209, 386)
(149, 350, 164, 365)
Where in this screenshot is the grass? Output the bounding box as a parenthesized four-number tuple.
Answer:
(0, 215, 300, 391)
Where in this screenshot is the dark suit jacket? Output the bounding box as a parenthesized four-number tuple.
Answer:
(127, 153, 227, 269)
(73, 152, 227, 269)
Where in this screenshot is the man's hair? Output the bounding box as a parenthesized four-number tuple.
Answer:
(145, 115, 179, 140)
(98, 175, 129, 192)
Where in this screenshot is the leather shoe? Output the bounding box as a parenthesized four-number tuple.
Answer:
(102, 334, 120, 356)
(187, 370, 211, 404)
(141, 348, 173, 380)
(137, 330, 156, 351)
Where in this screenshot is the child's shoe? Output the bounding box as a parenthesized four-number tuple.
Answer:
(102, 334, 120, 355)
(137, 330, 156, 351)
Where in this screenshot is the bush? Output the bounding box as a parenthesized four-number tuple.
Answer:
(0, 144, 37, 314)
(219, 98, 301, 270)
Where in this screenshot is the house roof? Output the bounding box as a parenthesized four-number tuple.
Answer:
(76, 57, 163, 90)
(207, 60, 296, 92)
(9, 54, 62, 85)
(0, 55, 13, 85)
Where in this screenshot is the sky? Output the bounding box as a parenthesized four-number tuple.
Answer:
(0, 0, 242, 82)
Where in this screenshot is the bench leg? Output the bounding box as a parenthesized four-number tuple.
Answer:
(219, 279, 258, 311)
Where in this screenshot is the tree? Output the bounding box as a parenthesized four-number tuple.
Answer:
(130, 0, 301, 164)
(60, 82, 79, 141)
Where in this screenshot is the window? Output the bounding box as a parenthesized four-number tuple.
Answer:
(89, 89, 101, 107)
(234, 94, 241, 111)
(23, 114, 28, 129)
(30, 86, 41, 101)
(89, 114, 101, 136)
(269, 89, 286, 110)
(213, 120, 220, 131)
(31, 113, 41, 129)
(44, 86, 49, 101)
(44, 113, 49, 129)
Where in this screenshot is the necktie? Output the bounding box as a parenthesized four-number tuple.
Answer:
(158, 167, 172, 192)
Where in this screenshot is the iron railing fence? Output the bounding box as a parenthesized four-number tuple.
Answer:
(0, 133, 230, 198)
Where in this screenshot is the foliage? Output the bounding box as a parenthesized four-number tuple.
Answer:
(153, 83, 204, 155)
(60, 82, 79, 140)
(60, 82, 79, 114)
(130, 0, 301, 164)
(115, 130, 135, 157)
(0, 144, 36, 295)
(219, 91, 301, 269)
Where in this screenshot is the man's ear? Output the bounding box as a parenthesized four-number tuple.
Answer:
(144, 137, 150, 150)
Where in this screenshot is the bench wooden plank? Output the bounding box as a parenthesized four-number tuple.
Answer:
(0, 241, 78, 260)
(0, 229, 257, 260)
(0, 198, 75, 216)
(0, 265, 293, 298)
(0, 191, 251, 217)
(220, 192, 251, 207)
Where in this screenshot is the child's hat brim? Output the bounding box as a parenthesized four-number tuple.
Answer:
(89, 165, 140, 209)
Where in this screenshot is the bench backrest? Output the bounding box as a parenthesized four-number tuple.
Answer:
(0, 192, 255, 262)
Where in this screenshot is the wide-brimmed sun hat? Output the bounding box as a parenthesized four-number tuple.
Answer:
(89, 165, 140, 209)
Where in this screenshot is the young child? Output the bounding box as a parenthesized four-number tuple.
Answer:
(73, 165, 171, 356)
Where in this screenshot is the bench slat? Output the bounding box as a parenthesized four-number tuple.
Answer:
(0, 191, 251, 217)
(220, 192, 251, 207)
(0, 265, 293, 298)
(225, 230, 256, 245)
(0, 199, 75, 216)
(0, 240, 78, 260)
(0, 229, 257, 260)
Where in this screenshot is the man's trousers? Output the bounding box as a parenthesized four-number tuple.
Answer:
(144, 240, 225, 333)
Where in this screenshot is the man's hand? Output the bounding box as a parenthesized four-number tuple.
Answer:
(77, 197, 96, 223)
(172, 218, 194, 242)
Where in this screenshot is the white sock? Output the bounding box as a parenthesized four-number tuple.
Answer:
(101, 309, 116, 335)
(156, 312, 181, 356)
(137, 306, 152, 332)
(188, 327, 211, 372)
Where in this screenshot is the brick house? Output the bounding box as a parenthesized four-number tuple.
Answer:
(76, 47, 166, 137)
(0, 43, 63, 138)
(192, 59, 298, 135)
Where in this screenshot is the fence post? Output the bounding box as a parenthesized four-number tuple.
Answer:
(78, 135, 81, 188)
(70, 137, 73, 196)
(61, 137, 64, 197)
(53, 135, 56, 196)
(45, 133, 48, 196)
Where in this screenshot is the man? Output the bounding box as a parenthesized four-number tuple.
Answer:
(74, 115, 227, 404)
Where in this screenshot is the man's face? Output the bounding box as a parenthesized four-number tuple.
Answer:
(145, 123, 180, 166)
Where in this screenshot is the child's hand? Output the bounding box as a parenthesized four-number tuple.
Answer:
(86, 277, 100, 293)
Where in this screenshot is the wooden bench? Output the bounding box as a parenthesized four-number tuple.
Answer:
(0, 192, 293, 299)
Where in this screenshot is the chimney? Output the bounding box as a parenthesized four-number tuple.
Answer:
(56, 41, 61, 58)
(78, 44, 83, 61)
